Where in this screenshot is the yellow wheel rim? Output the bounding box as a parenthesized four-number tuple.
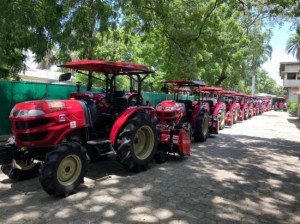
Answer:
(57, 155, 82, 186)
(234, 111, 238, 121)
(202, 116, 209, 135)
(220, 112, 225, 126)
(13, 159, 37, 171)
(133, 125, 155, 160)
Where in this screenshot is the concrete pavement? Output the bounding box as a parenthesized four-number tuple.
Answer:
(0, 111, 299, 224)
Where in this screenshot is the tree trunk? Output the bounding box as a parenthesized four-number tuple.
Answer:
(215, 66, 227, 86)
(86, 30, 94, 91)
(251, 67, 256, 96)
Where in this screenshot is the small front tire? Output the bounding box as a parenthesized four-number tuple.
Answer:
(39, 142, 87, 197)
(1, 160, 40, 181)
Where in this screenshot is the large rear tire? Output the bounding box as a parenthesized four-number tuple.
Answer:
(39, 142, 87, 197)
(116, 113, 157, 171)
(194, 112, 209, 142)
(219, 111, 225, 130)
(1, 159, 40, 181)
(244, 108, 248, 120)
(233, 110, 238, 124)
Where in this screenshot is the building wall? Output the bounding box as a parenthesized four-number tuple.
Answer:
(283, 64, 300, 73)
(287, 87, 300, 101)
(280, 62, 300, 102)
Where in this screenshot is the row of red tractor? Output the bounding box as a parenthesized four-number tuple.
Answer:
(0, 60, 286, 196)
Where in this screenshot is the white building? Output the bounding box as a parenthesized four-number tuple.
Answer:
(279, 61, 300, 101)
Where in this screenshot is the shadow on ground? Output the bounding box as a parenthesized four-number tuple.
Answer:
(0, 113, 299, 223)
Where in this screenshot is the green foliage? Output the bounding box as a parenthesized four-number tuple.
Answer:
(286, 27, 300, 61)
(255, 69, 277, 94)
(0, 0, 298, 92)
(0, 1, 63, 79)
(288, 100, 298, 114)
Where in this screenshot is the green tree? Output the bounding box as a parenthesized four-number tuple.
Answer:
(0, 0, 62, 79)
(255, 69, 277, 94)
(56, 0, 117, 90)
(286, 27, 300, 61)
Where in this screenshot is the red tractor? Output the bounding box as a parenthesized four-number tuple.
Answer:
(154, 80, 208, 163)
(0, 60, 159, 196)
(262, 96, 272, 112)
(219, 90, 241, 126)
(197, 87, 226, 134)
(245, 94, 254, 119)
(233, 93, 249, 121)
(273, 96, 287, 111)
(252, 96, 261, 116)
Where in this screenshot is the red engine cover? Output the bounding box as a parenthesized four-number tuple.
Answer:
(156, 100, 185, 125)
(9, 99, 87, 147)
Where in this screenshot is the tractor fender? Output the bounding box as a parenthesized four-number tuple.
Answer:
(228, 102, 238, 113)
(241, 103, 248, 112)
(212, 102, 226, 117)
(110, 106, 155, 145)
(191, 106, 207, 127)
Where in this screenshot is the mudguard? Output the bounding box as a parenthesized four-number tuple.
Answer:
(191, 103, 209, 126)
(213, 102, 226, 117)
(228, 102, 240, 114)
(110, 106, 155, 145)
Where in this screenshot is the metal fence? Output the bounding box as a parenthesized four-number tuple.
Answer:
(0, 81, 194, 135)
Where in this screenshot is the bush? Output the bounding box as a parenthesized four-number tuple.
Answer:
(287, 100, 298, 114)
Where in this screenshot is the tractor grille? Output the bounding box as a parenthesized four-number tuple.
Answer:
(156, 111, 176, 118)
(18, 131, 48, 142)
(15, 118, 51, 130)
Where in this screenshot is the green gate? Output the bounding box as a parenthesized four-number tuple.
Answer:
(0, 81, 195, 135)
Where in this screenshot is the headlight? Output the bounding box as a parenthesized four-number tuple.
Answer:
(10, 109, 45, 117)
(156, 106, 177, 111)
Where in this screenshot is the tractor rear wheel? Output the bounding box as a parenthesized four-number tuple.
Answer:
(117, 113, 157, 171)
(39, 142, 87, 196)
(219, 111, 225, 130)
(1, 159, 40, 181)
(244, 109, 248, 120)
(194, 112, 209, 142)
(233, 110, 238, 124)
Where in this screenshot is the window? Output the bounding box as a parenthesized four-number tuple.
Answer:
(287, 73, 296, 79)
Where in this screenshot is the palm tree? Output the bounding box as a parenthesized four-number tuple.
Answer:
(286, 27, 300, 61)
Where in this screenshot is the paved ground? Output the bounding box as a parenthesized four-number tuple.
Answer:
(0, 111, 299, 224)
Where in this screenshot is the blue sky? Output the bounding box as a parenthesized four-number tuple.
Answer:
(262, 23, 297, 85)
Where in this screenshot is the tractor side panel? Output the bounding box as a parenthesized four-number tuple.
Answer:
(178, 129, 191, 156)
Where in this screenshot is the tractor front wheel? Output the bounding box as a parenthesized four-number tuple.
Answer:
(117, 113, 157, 171)
(39, 143, 87, 197)
(194, 112, 209, 142)
(155, 147, 168, 164)
(1, 159, 40, 181)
